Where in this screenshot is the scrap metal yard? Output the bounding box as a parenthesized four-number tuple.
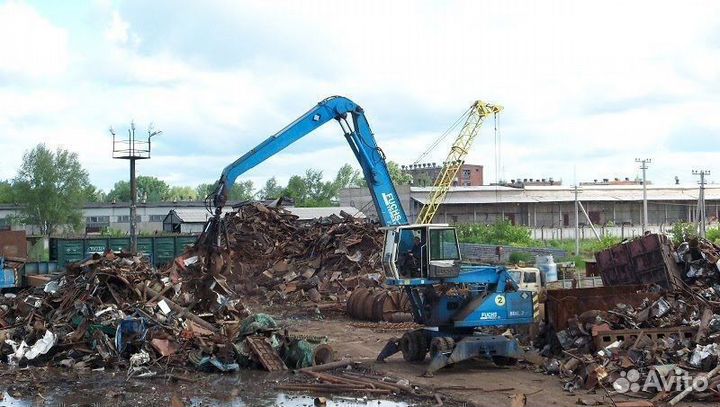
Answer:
(1, 203, 719, 406)
(1, 2, 719, 407)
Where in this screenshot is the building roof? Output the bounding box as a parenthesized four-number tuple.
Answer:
(410, 184, 720, 205)
(166, 208, 212, 224)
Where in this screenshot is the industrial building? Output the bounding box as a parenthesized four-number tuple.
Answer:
(341, 183, 720, 240)
(402, 163, 484, 187)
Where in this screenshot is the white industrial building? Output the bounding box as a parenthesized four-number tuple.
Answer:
(340, 184, 720, 240)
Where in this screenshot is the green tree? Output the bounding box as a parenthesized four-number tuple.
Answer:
(284, 174, 309, 204)
(13, 144, 91, 235)
(106, 176, 170, 202)
(83, 184, 106, 203)
(351, 161, 412, 187)
(166, 186, 197, 201)
(258, 177, 285, 200)
(196, 183, 215, 199)
(303, 169, 334, 206)
(0, 180, 13, 204)
(387, 161, 413, 185)
(196, 180, 255, 201)
(227, 180, 255, 201)
(333, 164, 361, 190)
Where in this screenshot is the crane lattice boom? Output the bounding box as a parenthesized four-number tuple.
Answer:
(416, 101, 502, 224)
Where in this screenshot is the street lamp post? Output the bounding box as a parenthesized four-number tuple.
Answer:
(635, 158, 652, 232)
(692, 169, 710, 238)
(111, 123, 161, 253)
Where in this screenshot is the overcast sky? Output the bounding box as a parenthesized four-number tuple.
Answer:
(0, 0, 718, 192)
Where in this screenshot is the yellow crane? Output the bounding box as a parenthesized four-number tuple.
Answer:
(416, 101, 502, 224)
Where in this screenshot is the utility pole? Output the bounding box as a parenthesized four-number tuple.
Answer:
(112, 123, 161, 253)
(635, 158, 652, 232)
(574, 184, 580, 256)
(692, 169, 710, 238)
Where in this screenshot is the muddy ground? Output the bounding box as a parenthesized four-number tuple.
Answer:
(0, 307, 700, 407)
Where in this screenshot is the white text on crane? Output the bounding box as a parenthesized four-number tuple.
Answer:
(382, 193, 403, 224)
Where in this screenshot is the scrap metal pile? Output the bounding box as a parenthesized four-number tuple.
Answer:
(536, 236, 720, 404)
(216, 203, 387, 304)
(0, 253, 332, 375)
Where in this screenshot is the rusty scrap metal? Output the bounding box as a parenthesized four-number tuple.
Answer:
(245, 335, 288, 372)
(535, 233, 720, 403)
(346, 287, 413, 322)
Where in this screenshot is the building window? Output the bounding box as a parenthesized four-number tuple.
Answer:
(116, 215, 141, 223)
(563, 214, 570, 227)
(149, 215, 165, 222)
(588, 211, 601, 225)
(462, 169, 471, 178)
(0, 217, 10, 231)
(86, 216, 110, 224)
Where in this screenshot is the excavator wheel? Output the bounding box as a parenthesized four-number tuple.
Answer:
(429, 337, 455, 358)
(399, 330, 428, 362)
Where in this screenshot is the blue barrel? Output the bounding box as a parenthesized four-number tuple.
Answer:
(535, 255, 558, 282)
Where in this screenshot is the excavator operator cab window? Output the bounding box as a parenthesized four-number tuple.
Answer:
(428, 228, 461, 261)
(397, 227, 427, 278)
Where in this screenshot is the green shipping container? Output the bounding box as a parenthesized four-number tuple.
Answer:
(137, 238, 154, 265)
(175, 236, 196, 255)
(52, 235, 196, 269)
(56, 239, 85, 267)
(108, 238, 130, 253)
(153, 237, 176, 267)
(84, 239, 108, 257)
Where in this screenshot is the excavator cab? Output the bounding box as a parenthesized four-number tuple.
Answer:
(382, 225, 461, 281)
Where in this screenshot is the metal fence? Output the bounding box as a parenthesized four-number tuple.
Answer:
(460, 243, 567, 263)
(529, 225, 673, 241)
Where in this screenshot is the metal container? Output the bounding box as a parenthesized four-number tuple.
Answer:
(52, 235, 196, 269)
(24, 262, 39, 275)
(56, 239, 85, 267)
(37, 262, 48, 274)
(545, 285, 658, 330)
(0, 268, 17, 289)
(546, 279, 573, 290)
(175, 236, 196, 255)
(84, 238, 108, 257)
(595, 233, 682, 290)
(108, 238, 130, 253)
(153, 237, 176, 267)
(535, 255, 558, 282)
(577, 276, 604, 288)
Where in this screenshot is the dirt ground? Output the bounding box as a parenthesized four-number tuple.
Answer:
(287, 314, 613, 407)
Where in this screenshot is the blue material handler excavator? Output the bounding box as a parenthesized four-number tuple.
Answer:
(197, 96, 535, 375)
